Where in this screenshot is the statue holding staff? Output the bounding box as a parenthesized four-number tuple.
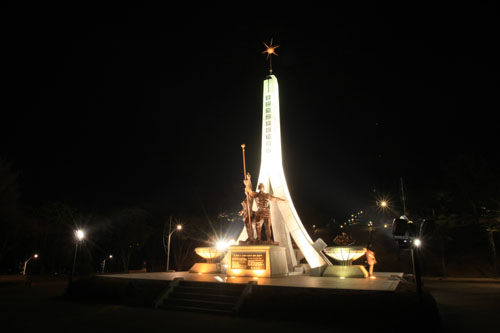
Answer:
(239, 145, 255, 244)
(238, 173, 256, 244)
(244, 176, 286, 244)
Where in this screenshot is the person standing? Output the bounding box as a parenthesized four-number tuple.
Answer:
(366, 245, 377, 277)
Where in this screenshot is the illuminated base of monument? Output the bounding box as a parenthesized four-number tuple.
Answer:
(322, 265, 369, 278)
(227, 245, 288, 278)
(189, 263, 222, 274)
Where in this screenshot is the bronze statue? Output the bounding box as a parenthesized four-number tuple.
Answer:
(238, 173, 255, 244)
(244, 173, 286, 244)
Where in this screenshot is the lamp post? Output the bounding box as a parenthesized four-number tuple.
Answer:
(166, 216, 182, 272)
(101, 254, 113, 273)
(22, 254, 38, 275)
(412, 238, 423, 302)
(70, 229, 85, 283)
(368, 221, 374, 244)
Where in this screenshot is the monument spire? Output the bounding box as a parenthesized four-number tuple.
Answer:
(237, 41, 331, 272)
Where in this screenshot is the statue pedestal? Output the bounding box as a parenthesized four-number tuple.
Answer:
(227, 245, 288, 278)
(322, 265, 369, 278)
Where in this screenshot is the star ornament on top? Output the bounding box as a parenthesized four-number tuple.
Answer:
(262, 38, 280, 73)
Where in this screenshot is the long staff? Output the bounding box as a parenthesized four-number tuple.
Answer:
(241, 144, 253, 239)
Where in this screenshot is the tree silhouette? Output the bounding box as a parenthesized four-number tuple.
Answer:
(0, 158, 22, 266)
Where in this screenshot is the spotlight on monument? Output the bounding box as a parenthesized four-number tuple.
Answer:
(216, 240, 230, 251)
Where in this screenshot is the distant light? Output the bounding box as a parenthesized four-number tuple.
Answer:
(414, 238, 422, 247)
(339, 276, 345, 279)
(109, 254, 113, 259)
(384, 224, 388, 228)
(380, 201, 388, 208)
(76, 230, 85, 241)
(34, 254, 39, 258)
(176, 225, 183, 230)
(214, 276, 224, 282)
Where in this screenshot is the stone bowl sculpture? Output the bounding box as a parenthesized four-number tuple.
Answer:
(323, 246, 367, 266)
(322, 245, 368, 279)
(322, 246, 368, 278)
(194, 247, 226, 263)
(189, 247, 227, 274)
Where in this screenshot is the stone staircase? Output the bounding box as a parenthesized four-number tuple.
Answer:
(156, 279, 254, 315)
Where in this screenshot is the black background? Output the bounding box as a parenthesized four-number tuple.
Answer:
(1, 4, 497, 222)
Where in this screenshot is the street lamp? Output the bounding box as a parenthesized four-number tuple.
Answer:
(22, 254, 38, 275)
(166, 217, 183, 272)
(70, 229, 85, 283)
(101, 254, 113, 273)
(368, 221, 374, 244)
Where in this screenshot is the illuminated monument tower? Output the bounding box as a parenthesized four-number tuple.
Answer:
(237, 40, 331, 271)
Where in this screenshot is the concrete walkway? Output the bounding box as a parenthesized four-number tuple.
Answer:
(103, 271, 403, 291)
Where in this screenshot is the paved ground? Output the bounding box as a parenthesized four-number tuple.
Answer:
(423, 279, 500, 333)
(4, 274, 498, 332)
(0, 275, 347, 333)
(105, 271, 403, 291)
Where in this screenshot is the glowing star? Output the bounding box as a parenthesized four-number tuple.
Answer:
(262, 38, 280, 59)
(262, 38, 280, 73)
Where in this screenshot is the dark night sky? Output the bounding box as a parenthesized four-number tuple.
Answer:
(1, 4, 498, 222)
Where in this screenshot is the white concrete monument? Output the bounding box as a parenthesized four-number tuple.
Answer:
(236, 40, 331, 273)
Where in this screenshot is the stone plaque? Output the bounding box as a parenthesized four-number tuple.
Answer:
(231, 252, 266, 270)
